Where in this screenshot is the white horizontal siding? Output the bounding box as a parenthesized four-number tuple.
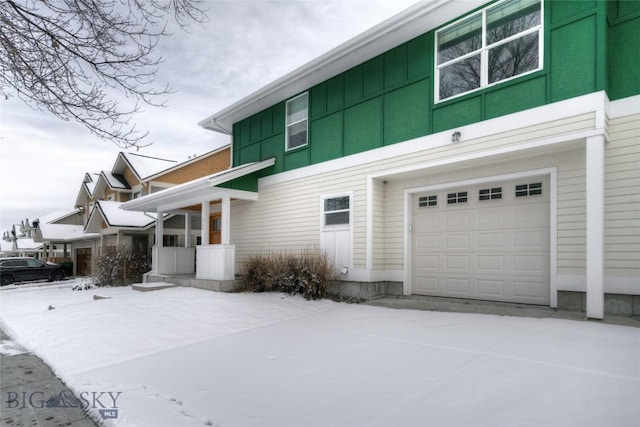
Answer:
(604, 113, 640, 277)
(231, 113, 597, 277)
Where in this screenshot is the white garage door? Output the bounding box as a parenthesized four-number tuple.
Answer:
(412, 177, 550, 305)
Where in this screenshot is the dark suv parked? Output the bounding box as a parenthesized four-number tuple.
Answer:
(0, 257, 66, 286)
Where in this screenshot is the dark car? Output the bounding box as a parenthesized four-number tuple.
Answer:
(0, 257, 66, 286)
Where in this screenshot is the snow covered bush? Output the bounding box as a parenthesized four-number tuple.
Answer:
(243, 250, 338, 300)
(93, 248, 151, 286)
(124, 250, 152, 282)
(93, 251, 124, 287)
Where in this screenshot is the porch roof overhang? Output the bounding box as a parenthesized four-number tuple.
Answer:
(120, 157, 276, 213)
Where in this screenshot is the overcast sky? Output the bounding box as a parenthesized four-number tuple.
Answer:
(0, 0, 422, 233)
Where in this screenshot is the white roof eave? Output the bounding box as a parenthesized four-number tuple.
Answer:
(198, 0, 484, 133)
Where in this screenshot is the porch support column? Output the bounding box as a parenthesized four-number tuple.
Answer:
(156, 211, 164, 248)
(586, 135, 605, 319)
(184, 214, 192, 247)
(221, 196, 231, 245)
(201, 202, 210, 245)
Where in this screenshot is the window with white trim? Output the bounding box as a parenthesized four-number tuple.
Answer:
(320, 193, 352, 270)
(285, 92, 308, 151)
(323, 196, 350, 226)
(435, 0, 542, 102)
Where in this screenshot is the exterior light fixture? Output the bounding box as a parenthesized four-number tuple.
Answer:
(451, 131, 461, 143)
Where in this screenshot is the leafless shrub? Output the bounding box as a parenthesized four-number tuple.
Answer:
(243, 250, 338, 300)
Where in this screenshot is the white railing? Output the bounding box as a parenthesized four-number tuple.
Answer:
(154, 246, 195, 275)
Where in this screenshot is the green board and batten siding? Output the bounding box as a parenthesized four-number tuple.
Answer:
(228, 0, 640, 188)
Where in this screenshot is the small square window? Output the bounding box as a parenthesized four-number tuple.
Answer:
(419, 195, 437, 207)
(479, 187, 502, 201)
(516, 182, 542, 197)
(447, 191, 468, 204)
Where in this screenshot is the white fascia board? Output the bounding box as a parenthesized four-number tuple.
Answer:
(63, 233, 101, 243)
(121, 158, 274, 212)
(260, 91, 608, 188)
(198, 0, 484, 132)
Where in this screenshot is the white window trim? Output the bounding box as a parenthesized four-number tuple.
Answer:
(321, 192, 352, 229)
(285, 92, 309, 152)
(320, 191, 354, 270)
(434, 0, 544, 103)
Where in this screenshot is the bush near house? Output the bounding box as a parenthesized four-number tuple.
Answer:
(94, 251, 124, 287)
(243, 250, 338, 300)
(93, 249, 151, 287)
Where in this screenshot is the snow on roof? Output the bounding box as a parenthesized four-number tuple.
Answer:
(121, 153, 177, 181)
(84, 173, 99, 196)
(101, 171, 130, 190)
(38, 210, 80, 225)
(15, 238, 42, 250)
(38, 223, 88, 241)
(95, 200, 160, 228)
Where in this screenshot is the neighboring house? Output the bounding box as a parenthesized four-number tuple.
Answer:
(34, 210, 100, 276)
(12, 222, 43, 258)
(125, 0, 639, 318)
(85, 147, 231, 276)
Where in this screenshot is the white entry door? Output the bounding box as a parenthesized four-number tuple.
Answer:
(412, 177, 550, 305)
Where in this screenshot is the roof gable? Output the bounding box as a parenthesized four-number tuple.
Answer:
(86, 200, 165, 231)
(114, 152, 177, 181)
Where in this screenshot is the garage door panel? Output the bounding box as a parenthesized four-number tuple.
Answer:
(445, 255, 470, 271)
(412, 176, 550, 305)
(414, 277, 438, 292)
(477, 279, 505, 296)
(513, 229, 548, 250)
(444, 278, 470, 293)
(416, 255, 438, 270)
(445, 234, 471, 249)
(416, 214, 440, 232)
(477, 255, 505, 272)
(513, 204, 548, 227)
(512, 280, 547, 299)
(416, 235, 439, 250)
(477, 232, 504, 249)
(446, 211, 474, 228)
(512, 254, 547, 274)
(477, 208, 506, 227)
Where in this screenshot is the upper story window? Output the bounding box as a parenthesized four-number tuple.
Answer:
(435, 0, 542, 102)
(285, 92, 308, 151)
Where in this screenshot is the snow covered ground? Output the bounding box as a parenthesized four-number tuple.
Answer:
(1, 278, 639, 427)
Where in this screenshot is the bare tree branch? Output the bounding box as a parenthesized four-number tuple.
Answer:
(0, 0, 208, 148)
